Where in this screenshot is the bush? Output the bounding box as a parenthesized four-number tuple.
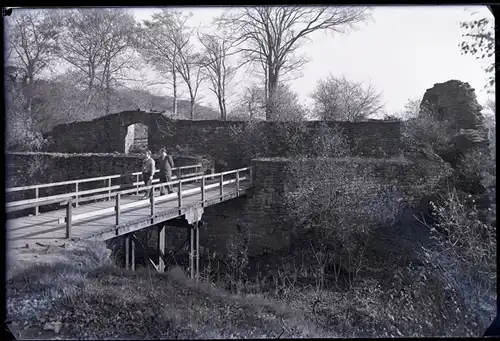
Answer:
(401, 114, 452, 154)
(419, 188, 496, 332)
(230, 120, 350, 165)
(454, 148, 495, 193)
(283, 157, 405, 291)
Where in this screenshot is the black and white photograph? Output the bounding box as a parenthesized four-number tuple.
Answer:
(3, 5, 497, 339)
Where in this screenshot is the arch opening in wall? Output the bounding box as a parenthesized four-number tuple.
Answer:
(125, 123, 149, 154)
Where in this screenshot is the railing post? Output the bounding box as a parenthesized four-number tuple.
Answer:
(177, 167, 181, 180)
(75, 182, 79, 208)
(136, 174, 139, 195)
(108, 178, 112, 201)
(178, 180, 183, 208)
(201, 175, 205, 206)
(115, 193, 121, 226)
(250, 167, 253, 187)
(66, 198, 73, 239)
(150, 185, 155, 220)
(220, 173, 224, 200)
(236, 170, 240, 193)
(34, 187, 39, 216)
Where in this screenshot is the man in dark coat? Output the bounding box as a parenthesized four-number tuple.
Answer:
(158, 148, 174, 195)
(141, 150, 156, 199)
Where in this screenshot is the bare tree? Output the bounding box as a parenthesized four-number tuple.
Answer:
(230, 85, 267, 121)
(216, 6, 372, 120)
(139, 10, 192, 116)
(230, 82, 308, 121)
(5, 9, 61, 116)
(59, 8, 138, 115)
(310, 75, 384, 121)
(198, 31, 238, 120)
(175, 40, 206, 120)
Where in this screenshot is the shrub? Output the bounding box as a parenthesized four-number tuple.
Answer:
(419, 188, 496, 332)
(283, 157, 405, 291)
(455, 147, 495, 193)
(401, 114, 452, 154)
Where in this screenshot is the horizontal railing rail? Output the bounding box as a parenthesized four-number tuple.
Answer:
(6, 164, 205, 216)
(7, 164, 202, 193)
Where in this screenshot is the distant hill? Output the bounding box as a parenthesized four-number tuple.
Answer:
(5, 72, 221, 136)
(116, 87, 221, 121)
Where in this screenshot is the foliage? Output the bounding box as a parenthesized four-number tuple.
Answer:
(283, 157, 405, 290)
(419, 188, 496, 330)
(311, 74, 384, 121)
(229, 83, 309, 121)
(5, 79, 47, 151)
(229, 120, 349, 165)
(455, 148, 495, 193)
(401, 115, 452, 154)
(459, 15, 495, 92)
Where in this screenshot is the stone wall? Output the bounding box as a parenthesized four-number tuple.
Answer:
(43, 110, 402, 170)
(197, 155, 452, 257)
(420, 80, 484, 131)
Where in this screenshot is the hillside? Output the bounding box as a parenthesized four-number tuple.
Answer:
(5, 74, 221, 137)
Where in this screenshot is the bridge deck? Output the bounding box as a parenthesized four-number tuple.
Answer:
(7, 179, 250, 249)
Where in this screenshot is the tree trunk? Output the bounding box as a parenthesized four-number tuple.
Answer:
(222, 97, 227, 121)
(218, 93, 225, 120)
(172, 65, 178, 116)
(105, 72, 111, 116)
(266, 68, 278, 121)
(190, 98, 195, 120)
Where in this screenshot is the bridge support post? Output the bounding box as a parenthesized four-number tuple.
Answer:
(130, 234, 136, 271)
(124, 235, 130, 269)
(188, 222, 200, 281)
(124, 233, 136, 271)
(158, 224, 165, 273)
(185, 207, 203, 281)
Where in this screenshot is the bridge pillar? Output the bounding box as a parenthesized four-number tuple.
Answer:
(124, 235, 129, 269)
(188, 221, 200, 281)
(130, 234, 136, 271)
(158, 224, 166, 273)
(185, 207, 203, 281)
(124, 233, 136, 271)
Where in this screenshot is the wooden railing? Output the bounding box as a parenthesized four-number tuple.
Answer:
(8, 167, 252, 240)
(6, 164, 205, 216)
(67, 167, 252, 239)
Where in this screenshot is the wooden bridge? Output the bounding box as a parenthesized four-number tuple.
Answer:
(6, 164, 253, 278)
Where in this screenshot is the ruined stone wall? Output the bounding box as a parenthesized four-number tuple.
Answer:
(43, 110, 402, 170)
(198, 156, 452, 257)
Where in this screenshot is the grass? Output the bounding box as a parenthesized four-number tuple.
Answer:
(6, 242, 320, 340)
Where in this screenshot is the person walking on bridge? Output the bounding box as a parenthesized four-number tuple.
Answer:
(141, 150, 156, 199)
(158, 147, 174, 195)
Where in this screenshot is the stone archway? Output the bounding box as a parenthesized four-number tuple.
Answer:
(125, 123, 149, 154)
